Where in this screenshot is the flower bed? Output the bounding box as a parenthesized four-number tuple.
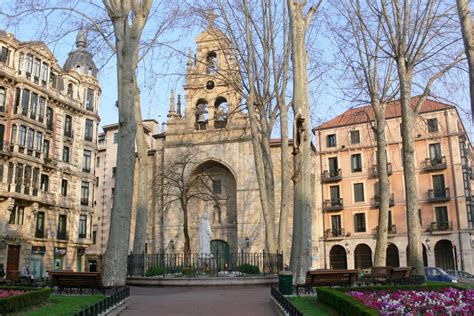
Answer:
(348, 287, 474, 315)
(0, 289, 24, 299)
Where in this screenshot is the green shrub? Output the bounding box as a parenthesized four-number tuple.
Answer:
(0, 287, 51, 314)
(238, 264, 260, 274)
(181, 266, 196, 276)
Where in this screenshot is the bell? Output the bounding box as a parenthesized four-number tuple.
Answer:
(196, 113, 206, 124)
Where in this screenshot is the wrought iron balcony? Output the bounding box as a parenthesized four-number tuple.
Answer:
(324, 228, 345, 238)
(374, 224, 397, 235)
(370, 162, 393, 178)
(323, 198, 344, 211)
(422, 156, 447, 171)
(35, 229, 45, 239)
(371, 193, 395, 208)
(321, 169, 342, 183)
(57, 231, 69, 240)
(427, 188, 450, 202)
(429, 221, 453, 232)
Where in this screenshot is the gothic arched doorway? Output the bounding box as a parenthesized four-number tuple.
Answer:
(386, 243, 400, 267)
(329, 245, 347, 269)
(434, 240, 456, 271)
(354, 244, 372, 269)
(406, 244, 428, 267)
(211, 239, 230, 269)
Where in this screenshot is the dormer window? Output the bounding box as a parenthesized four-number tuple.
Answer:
(206, 51, 217, 74)
(67, 83, 73, 97)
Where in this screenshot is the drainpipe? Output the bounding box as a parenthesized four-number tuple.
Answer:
(318, 130, 327, 269)
(444, 110, 464, 270)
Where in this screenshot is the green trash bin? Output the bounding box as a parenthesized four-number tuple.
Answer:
(279, 271, 293, 295)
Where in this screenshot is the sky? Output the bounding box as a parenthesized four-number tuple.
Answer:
(0, 1, 472, 139)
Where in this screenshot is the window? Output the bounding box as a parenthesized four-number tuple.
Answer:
(38, 97, 45, 122)
(388, 210, 393, 229)
(328, 157, 338, 176)
(32, 168, 39, 196)
(35, 212, 45, 238)
(354, 213, 366, 232)
(432, 175, 446, 197)
(33, 59, 40, 80)
(57, 214, 67, 240)
(427, 118, 438, 133)
(81, 181, 89, 206)
(112, 167, 116, 177)
(330, 185, 340, 201)
(64, 115, 72, 137)
(79, 215, 87, 238)
(35, 132, 42, 152)
(0, 87, 5, 112)
(63, 146, 70, 163)
(0, 47, 10, 64)
(212, 179, 222, 194)
(26, 128, 34, 149)
(83, 150, 91, 173)
(92, 231, 97, 244)
(86, 88, 94, 110)
(40, 174, 49, 191)
(350, 130, 360, 144)
(85, 119, 93, 141)
(351, 154, 362, 172)
(9, 205, 24, 225)
(43, 139, 50, 159)
(61, 179, 68, 196)
(96, 157, 100, 167)
(41, 63, 48, 84)
(21, 89, 30, 116)
(331, 215, 342, 236)
(67, 83, 73, 97)
(113, 132, 118, 144)
(429, 143, 442, 161)
(435, 206, 449, 227)
(15, 164, 23, 192)
(13, 88, 20, 114)
(25, 54, 33, 76)
(30, 93, 37, 119)
(46, 107, 54, 130)
(10, 125, 16, 145)
(326, 134, 336, 147)
(23, 166, 31, 194)
(354, 183, 365, 202)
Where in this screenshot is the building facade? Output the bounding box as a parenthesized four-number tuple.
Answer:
(314, 99, 474, 273)
(0, 30, 100, 278)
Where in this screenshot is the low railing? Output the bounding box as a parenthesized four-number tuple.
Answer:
(321, 169, 342, 182)
(430, 221, 453, 232)
(370, 162, 393, 177)
(371, 193, 395, 208)
(270, 286, 302, 316)
(324, 228, 345, 238)
(427, 188, 450, 202)
(127, 251, 283, 277)
(323, 198, 343, 211)
(422, 156, 447, 171)
(75, 286, 130, 316)
(374, 225, 397, 235)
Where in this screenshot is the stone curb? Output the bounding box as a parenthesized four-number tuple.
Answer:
(126, 276, 278, 286)
(102, 297, 129, 316)
(271, 297, 288, 316)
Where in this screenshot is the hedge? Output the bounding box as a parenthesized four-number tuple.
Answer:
(0, 287, 51, 314)
(316, 283, 469, 316)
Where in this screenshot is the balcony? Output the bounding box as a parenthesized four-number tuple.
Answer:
(321, 169, 342, 183)
(324, 228, 345, 239)
(429, 221, 453, 232)
(427, 188, 450, 202)
(371, 193, 395, 208)
(0, 145, 11, 158)
(43, 158, 57, 170)
(374, 224, 397, 235)
(35, 230, 45, 239)
(370, 162, 393, 178)
(422, 156, 447, 171)
(323, 198, 344, 211)
(57, 231, 69, 241)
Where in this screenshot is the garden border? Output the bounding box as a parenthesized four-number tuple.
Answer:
(0, 286, 51, 314)
(75, 286, 130, 316)
(270, 286, 303, 316)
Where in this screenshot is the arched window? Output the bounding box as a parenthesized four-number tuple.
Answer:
(195, 99, 208, 130)
(0, 87, 6, 112)
(67, 83, 73, 97)
(206, 51, 217, 74)
(214, 97, 228, 129)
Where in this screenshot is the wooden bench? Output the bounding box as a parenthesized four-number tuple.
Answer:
(295, 269, 359, 295)
(388, 267, 415, 284)
(49, 271, 104, 294)
(360, 266, 392, 285)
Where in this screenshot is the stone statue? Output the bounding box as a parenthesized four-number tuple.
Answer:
(199, 213, 213, 255)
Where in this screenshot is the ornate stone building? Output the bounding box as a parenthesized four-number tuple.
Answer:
(0, 30, 100, 278)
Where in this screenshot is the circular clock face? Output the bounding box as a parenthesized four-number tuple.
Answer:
(206, 80, 215, 90)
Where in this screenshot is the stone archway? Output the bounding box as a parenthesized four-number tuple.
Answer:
(329, 245, 347, 269)
(386, 243, 400, 267)
(434, 239, 455, 271)
(406, 244, 428, 267)
(354, 244, 372, 269)
(191, 160, 237, 253)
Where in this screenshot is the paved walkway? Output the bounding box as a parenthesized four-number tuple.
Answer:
(120, 285, 277, 316)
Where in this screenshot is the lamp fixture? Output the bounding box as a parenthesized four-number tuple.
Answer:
(245, 237, 250, 248)
(345, 242, 350, 254)
(425, 238, 431, 251)
(170, 239, 175, 252)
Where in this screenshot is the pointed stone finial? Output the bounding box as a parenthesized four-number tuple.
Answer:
(177, 95, 182, 117)
(208, 10, 216, 28)
(76, 27, 88, 49)
(168, 90, 176, 117)
(186, 48, 193, 68)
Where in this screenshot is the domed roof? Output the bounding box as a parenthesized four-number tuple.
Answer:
(63, 29, 98, 78)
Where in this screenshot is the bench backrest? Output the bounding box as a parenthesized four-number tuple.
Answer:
(49, 272, 102, 287)
(310, 270, 358, 285)
(369, 266, 392, 277)
(388, 267, 413, 281)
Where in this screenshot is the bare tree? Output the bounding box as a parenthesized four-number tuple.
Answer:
(330, 0, 398, 267)
(287, 0, 320, 283)
(456, 0, 474, 120)
(376, 0, 462, 275)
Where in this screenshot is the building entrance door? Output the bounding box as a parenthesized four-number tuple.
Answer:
(30, 255, 44, 278)
(6, 245, 20, 280)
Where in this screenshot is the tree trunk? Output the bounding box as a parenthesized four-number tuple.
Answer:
(181, 198, 191, 258)
(132, 82, 149, 255)
(373, 106, 390, 266)
(289, 1, 313, 284)
(278, 103, 291, 258)
(456, 0, 474, 120)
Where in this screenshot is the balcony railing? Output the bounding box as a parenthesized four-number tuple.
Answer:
(374, 224, 397, 235)
(430, 221, 453, 232)
(422, 156, 447, 171)
(324, 228, 345, 238)
(57, 231, 68, 240)
(35, 230, 45, 239)
(371, 193, 395, 208)
(427, 188, 450, 202)
(323, 198, 344, 211)
(370, 162, 393, 178)
(321, 169, 342, 183)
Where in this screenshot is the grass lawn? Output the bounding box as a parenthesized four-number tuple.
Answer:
(288, 296, 339, 316)
(21, 295, 105, 316)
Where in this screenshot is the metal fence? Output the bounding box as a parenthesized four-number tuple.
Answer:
(270, 286, 303, 316)
(75, 286, 129, 316)
(127, 251, 283, 277)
